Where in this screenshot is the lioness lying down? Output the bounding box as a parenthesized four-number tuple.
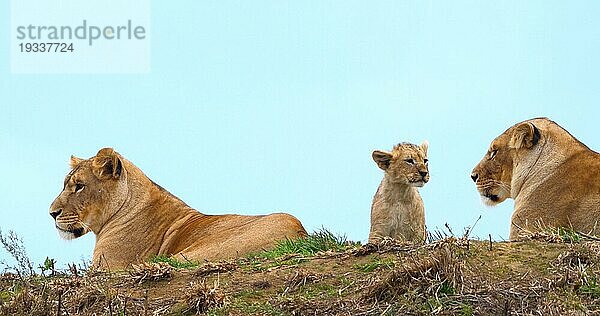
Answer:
(471, 117, 600, 240)
(49, 148, 307, 269)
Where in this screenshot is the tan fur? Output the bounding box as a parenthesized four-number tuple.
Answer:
(49, 148, 307, 270)
(471, 118, 600, 240)
(369, 141, 429, 243)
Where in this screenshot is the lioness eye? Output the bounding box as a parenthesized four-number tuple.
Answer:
(75, 183, 85, 193)
(404, 158, 415, 165)
(489, 149, 498, 159)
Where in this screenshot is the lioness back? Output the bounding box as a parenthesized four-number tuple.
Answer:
(369, 141, 429, 243)
(169, 213, 307, 259)
(49, 148, 307, 269)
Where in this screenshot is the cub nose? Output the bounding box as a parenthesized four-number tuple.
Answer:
(419, 171, 428, 178)
(50, 209, 62, 219)
(471, 173, 479, 183)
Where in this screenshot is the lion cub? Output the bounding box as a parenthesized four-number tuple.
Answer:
(368, 141, 429, 244)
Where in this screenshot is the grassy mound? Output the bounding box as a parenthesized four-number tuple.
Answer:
(2, 229, 600, 315)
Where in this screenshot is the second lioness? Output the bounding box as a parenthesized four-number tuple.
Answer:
(369, 141, 430, 244)
(471, 117, 600, 240)
(49, 148, 307, 270)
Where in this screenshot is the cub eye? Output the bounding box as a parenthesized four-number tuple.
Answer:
(404, 158, 415, 165)
(74, 183, 85, 193)
(489, 149, 498, 159)
(423, 158, 429, 164)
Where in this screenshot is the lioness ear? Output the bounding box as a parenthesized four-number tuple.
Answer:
(70, 155, 83, 169)
(91, 148, 123, 180)
(509, 122, 540, 149)
(372, 150, 393, 170)
(419, 140, 429, 156)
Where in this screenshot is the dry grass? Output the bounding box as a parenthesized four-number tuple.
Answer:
(185, 280, 226, 314)
(3, 233, 600, 315)
(130, 262, 173, 284)
(363, 243, 462, 303)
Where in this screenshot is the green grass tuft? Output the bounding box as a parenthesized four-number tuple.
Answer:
(580, 277, 600, 298)
(556, 228, 581, 243)
(252, 228, 356, 260)
(207, 301, 287, 316)
(353, 257, 395, 273)
(149, 255, 199, 269)
(439, 281, 456, 295)
(539, 227, 582, 243)
(298, 283, 338, 299)
(0, 290, 13, 303)
(459, 303, 474, 316)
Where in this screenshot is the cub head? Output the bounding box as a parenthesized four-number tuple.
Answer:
(471, 121, 540, 206)
(372, 141, 430, 187)
(49, 148, 125, 240)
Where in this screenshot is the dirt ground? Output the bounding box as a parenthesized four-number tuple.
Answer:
(2, 237, 600, 315)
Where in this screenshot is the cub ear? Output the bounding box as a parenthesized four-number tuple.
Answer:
(91, 148, 123, 180)
(509, 122, 540, 149)
(70, 155, 83, 169)
(372, 150, 393, 170)
(419, 140, 429, 156)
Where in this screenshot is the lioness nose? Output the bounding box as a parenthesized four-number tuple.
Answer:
(50, 209, 62, 219)
(419, 171, 428, 178)
(471, 173, 479, 182)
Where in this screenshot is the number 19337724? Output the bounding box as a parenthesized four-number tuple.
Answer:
(19, 43, 74, 53)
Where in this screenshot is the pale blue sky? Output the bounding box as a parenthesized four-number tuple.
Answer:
(2, 1, 600, 267)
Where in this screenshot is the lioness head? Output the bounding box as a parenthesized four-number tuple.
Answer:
(49, 148, 126, 240)
(471, 120, 541, 206)
(372, 141, 430, 187)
